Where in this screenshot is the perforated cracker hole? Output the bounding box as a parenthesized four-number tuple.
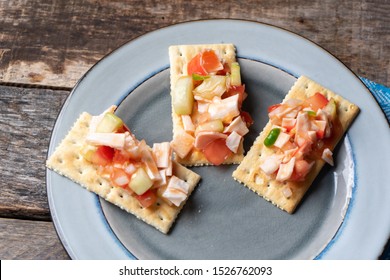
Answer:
(158, 214, 164, 221)
(57, 158, 64, 164)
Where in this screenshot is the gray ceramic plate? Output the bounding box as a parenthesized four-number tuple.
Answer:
(46, 20, 390, 259)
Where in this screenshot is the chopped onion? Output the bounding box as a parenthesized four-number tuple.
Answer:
(282, 187, 293, 198)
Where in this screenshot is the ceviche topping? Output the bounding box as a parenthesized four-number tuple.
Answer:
(171, 49, 252, 165)
(261, 92, 341, 182)
(81, 106, 189, 208)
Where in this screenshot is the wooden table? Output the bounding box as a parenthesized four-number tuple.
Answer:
(0, 0, 388, 260)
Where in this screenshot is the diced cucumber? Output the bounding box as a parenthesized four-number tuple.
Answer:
(323, 98, 337, 121)
(173, 76, 194, 115)
(80, 145, 97, 162)
(129, 167, 153, 195)
(230, 62, 241, 86)
(96, 112, 124, 133)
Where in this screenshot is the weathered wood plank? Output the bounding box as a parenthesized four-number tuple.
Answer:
(0, 0, 388, 88)
(0, 85, 69, 220)
(0, 218, 69, 259)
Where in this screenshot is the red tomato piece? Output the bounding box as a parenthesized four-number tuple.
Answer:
(201, 50, 223, 73)
(203, 138, 232, 166)
(304, 92, 329, 111)
(91, 146, 115, 166)
(135, 190, 157, 208)
(187, 53, 207, 76)
(187, 50, 223, 76)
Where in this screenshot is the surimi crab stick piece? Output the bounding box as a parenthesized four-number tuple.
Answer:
(233, 76, 359, 213)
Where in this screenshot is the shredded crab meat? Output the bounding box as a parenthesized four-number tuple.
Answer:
(162, 176, 190, 206)
(208, 94, 240, 123)
(223, 116, 249, 136)
(226, 131, 242, 153)
(86, 133, 126, 149)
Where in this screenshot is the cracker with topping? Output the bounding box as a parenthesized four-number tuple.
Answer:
(233, 76, 359, 213)
(47, 110, 201, 234)
(169, 44, 252, 166)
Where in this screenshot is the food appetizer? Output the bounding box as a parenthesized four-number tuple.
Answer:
(46, 106, 201, 233)
(169, 44, 252, 166)
(233, 76, 359, 213)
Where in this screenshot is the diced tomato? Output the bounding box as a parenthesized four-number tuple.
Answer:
(223, 85, 245, 108)
(304, 92, 329, 111)
(201, 50, 223, 73)
(110, 167, 130, 187)
(135, 190, 157, 208)
(268, 103, 281, 113)
(240, 111, 254, 127)
(187, 50, 223, 76)
(91, 145, 115, 166)
(203, 138, 232, 165)
(187, 53, 207, 76)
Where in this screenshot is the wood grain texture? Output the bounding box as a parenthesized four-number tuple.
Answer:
(0, 85, 69, 220)
(0, 0, 388, 88)
(0, 218, 70, 259)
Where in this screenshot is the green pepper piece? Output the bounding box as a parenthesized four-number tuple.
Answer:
(192, 73, 210, 81)
(264, 128, 281, 147)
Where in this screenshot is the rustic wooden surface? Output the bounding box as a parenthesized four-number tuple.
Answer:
(0, 0, 388, 260)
